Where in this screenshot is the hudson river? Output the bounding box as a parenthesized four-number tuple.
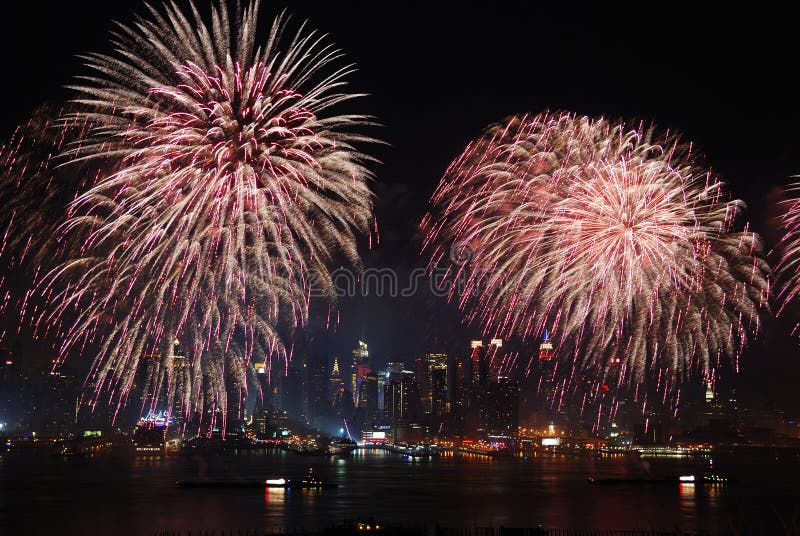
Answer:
(2, 448, 798, 534)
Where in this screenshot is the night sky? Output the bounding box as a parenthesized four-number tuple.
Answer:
(2, 3, 799, 413)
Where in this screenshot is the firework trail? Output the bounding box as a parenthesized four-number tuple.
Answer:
(422, 111, 768, 386)
(0, 104, 96, 322)
(34, 0, 375, 423)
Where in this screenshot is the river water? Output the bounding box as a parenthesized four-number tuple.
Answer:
(1, 448, 797, 535)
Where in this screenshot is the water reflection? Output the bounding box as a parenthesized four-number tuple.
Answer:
(264, 487, 286, 506)
(1, 449, 797, 535)
(678, 482, 697, 514)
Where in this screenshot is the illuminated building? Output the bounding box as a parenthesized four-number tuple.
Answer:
(133, 415, 167, 453)
(0, 347, 20, 430)
(416, 353, 448, 417)
(351, 340, 369, 397)
(469, 340, 484, 389)
(413, 353, 449, 435)
(254, 361, 269, 409)
(251, 360, 271, 438)
(465, 338, 507, 437)
(268, 410, 289, 438)
(355, 363, 372, 407)
(361, 371, 379, 425)
(252, 407, 269, 438)
(378, 362, 404, 415)
(469, 338, 503, 388)
(535, 330, 558, 407)
(429, 356, 449, 417)
(361, 426, 391, 444)
(705, 381, 715, 403)
(384, 370, 418, 423)
(487, 338, 503, 381)
(538, 329, 555, 360)
(328, 356, 342, 401)
(385, 362, 405, 382)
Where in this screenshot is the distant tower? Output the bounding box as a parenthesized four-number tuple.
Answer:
(487, 338, 503, 381)
(705, 380, 714, 403)
(416, 353, 448, 417)
(469, 340, 484, 389)
(450, 355, 466, 409)
(328, 356, 342, 401)
(170, 339, 190, 422)
(351, 340, 369, 402)
(538, 329, 555, 360)
(254, 361, 269, 409)
(536, 330, 557, 404)
(487, 376, 520, 437)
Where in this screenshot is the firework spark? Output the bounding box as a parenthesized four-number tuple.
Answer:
(422, 111, 768, 385)
(36, 0, 375, 423)
(0, 104, 95, 322)
(774, 181, 800, 331)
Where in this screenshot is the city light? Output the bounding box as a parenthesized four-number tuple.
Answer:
(0, 3, 795, 534)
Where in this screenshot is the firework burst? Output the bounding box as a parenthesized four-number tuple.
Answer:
(773, 181, 800, 331)
(422, 111, 768, 385)
(36, 0, 375, 422)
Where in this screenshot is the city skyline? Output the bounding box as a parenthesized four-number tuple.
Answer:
(1, 2, 800, 418)
(2, 3, 800, 535)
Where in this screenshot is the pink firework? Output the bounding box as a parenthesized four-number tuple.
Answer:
(36, 1, 376, 422)
(422, 111, 768, 386)
(774, 182, 800, 332)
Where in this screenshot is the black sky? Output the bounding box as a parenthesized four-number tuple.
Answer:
(2, 2, 799, 412)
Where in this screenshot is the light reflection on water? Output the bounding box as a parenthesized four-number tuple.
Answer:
(1, 448, 797, 535)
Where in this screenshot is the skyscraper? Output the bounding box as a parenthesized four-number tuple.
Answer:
(362, 371, 379, 425)
(384, 370, 418, 423)
(466, 338, 505, 437)
(538, 329, 555, 360)
(536, 330, 558, 402)
(328, 356, 342, 402)
(170, 339, 190, 423)
(305, 354, 329, 422)
(449, 355, 466, 410)
(253, 361, 269, 412)
(487, 338, 503, 381)
(487, 376, 520, 437)
(351, 340, 369, 402)
(469, 340, 483, 391)
(378, 362, 405, 417)
(416, 353, 448, 418)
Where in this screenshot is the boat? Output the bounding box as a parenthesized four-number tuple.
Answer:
(178, 469, 334, 489)
(133, 416, 167, 454)
(587, 473, 733, 485)
(53, 445, 87, 457)
(285, 438, 328, 456)
(327, 436, 357, 455)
